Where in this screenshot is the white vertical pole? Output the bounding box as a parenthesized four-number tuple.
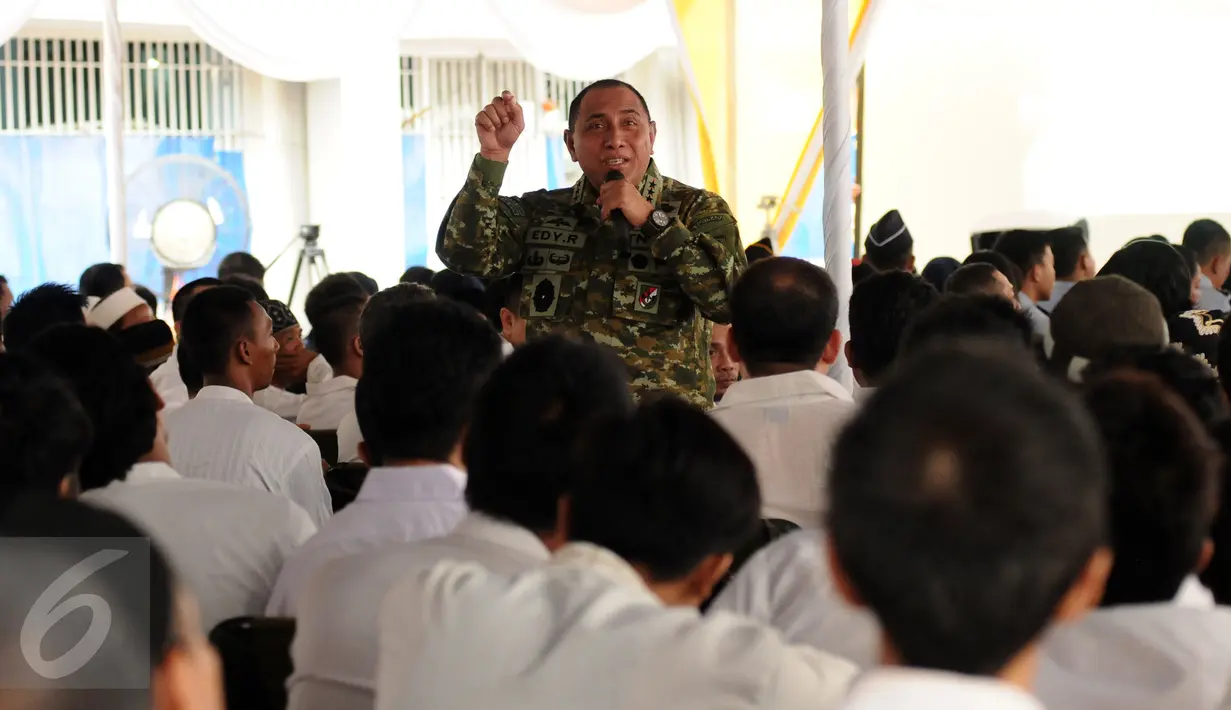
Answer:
(822, 0, 854, 390)
(102, 0, 126, 265)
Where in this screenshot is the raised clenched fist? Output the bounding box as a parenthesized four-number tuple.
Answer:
(475, 90, 525, 163)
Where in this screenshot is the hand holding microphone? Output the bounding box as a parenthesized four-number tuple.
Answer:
(597, 171, 654, 258)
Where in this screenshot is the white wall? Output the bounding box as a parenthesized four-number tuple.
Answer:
(861, 0, 1231, 266)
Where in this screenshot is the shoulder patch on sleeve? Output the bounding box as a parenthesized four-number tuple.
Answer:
(498, 196, 527, 219)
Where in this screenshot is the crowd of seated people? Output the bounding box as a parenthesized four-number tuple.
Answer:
(3, 214, 1231, 710)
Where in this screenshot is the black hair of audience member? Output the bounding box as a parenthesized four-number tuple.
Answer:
(1084, 348, 1229, 431)
(358, 283, 436, 348)
(729, 257, 838, 376)
(828, 342, 1109, 675)
(2, 283, 86, 352)
(1202, 419, 1231, 604)
(171, 277, 223, 324)
(0, 353, 92, 508)
(992, 229, 1052, 279)
(851, 260, 876, 286)
(464, 336, 633, 534)
(1184, 219, 1231, 268)
(1098, 239, 1193, 318)
(899, 295, 1035, 359)
(569, 397, 761, 584)
(345, 272, 379, 296)
(920, 257, 961, 294)
(357, 299, 503, 466)
(1051, 225, 1091, 281)
(303, 273, 366, 329)
(26, 325, 160, 493)
(178, 339, 204, 398)
(314, 296, 366, 372)
(482, 273, 523, 328)
(179, 285, 260, 378)
(847, 271, 939, 385)
(946, 263, 1007, 296)
(134, 284, 159, 313)
(400, 266, 435, 286)
(963, 250, 1023, 293)
(1176, 244, 1200, 285)
(863, 210, 915, 272)
(1083, 372, 1221, 605)
(430, 270, 487, 316)
(79, 262, 128, 299)
(218, 251, 267, 284)
(221, 273, 270, 302)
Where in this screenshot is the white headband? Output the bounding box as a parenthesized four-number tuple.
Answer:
(85, 287, 147, 330)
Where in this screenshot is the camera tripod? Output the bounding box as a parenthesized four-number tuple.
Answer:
(267, 225, 330, 304)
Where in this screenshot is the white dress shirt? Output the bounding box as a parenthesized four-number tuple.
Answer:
(81, 461, 317, 632)
(711, 370, 857, 526)
(150, 344, 188, 412)
(297, 375, 357, 431)
(1037, 577, 1231, 710)
(374, 542, 857, 710)
(336, 411, 364, 464)
(836, 668, 1044, 710)
(1018, 291, 1051, 337)
(1036, 279, 1076, 314)
(288, 513, 550, 710)
(253, 385, 306, 421)
(308, 353, 333, 384)
(164, 385, 332, 526)
(710, 529, 881, 668)
(1197, 273, 1231, 313)
(266, 464, 467, 617)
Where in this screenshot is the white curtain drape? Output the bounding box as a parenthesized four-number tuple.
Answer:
(175, 0, 424, 82)
(1, 0, 42, 45)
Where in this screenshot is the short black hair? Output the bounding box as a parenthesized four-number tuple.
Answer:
(1098, 239, 1193, 317)
(314, 296, 366, 369)
(171, 277, 222, 323)
(1183, 219, 1231, 266)
(920, 257, 961, 294)
(848, 271, 939, 383)
(963, 250, 1023, 292)
(179, 285, 258, 377)
(992, 229, 1053, 277)
(400, 266, 435, 286)
(730, 257, 839, 375)
(345, 272, 379, 296)
(133, 284, 158, 313)
(2, 283, 86, 352)
(178, 340, 203, 397)
(430, 270, 487, 317)
(900, 295, 1036, 358)
(464, 336, 633, 532)
(1083, 372, 1220, 605)
(79, 262, 127, 299)
(26, 325, 159, 492)
(304, 273, 366, 329)
(570, 398, 761, 582)
(218, 251, 267, 283)
(1050, 226, 1090, 280)
(567, 79, 652, 132)
(1086, 348, 1228, 431)
(945, 263, 1005, 296)
(483, 274, 523, 326)
(357, 299, 502, 464)
(221, 274, 269, 302)
(358, 283, 436, 348)
(0, 354, 92, 507)
(829, 342, 1107, 675)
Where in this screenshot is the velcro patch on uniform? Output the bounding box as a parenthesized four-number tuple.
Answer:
(691, 213, 734, 229)
(527, 226, 588, 249)
(498, 196, 526, 219)
(528, 274, 563, 317)
(524, 247, 574, 273)
(635, 281, 662, 315)
(627, 250, 656, 275)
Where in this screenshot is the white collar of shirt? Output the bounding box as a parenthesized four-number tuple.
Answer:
(354, 464, 466, 504)
(1019, 291, 1038, 309)
(551, 542, 656, 600)
(195, 385, 253, 404)
(306, 375, 358, 397)
(1201, 273, 1215, 289)
(450, 511, 552, 560)
(842, 667, 1044, 710)
(124, 460, 183, 484)
(1173, 575, 1216, 609)
(716, 369, 854, 408)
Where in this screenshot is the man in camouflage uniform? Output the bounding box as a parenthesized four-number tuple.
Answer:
(437, 79, 746, 407)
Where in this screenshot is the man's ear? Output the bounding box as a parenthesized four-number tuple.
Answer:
(822, 330, 842, 366)
(352, 334, 363, 360)
(825, 534, 865, 608)
(906, 254, 917, 273)
(649, 120, 657, 154)
(500, 307, 516, 338)
(358, 441, 374, 467)
(1053, 546, 1113, 624)
(58, 473, 80, 499)
(564, 131, 578, 163)
(1199, 538, 1215, 574)
(236, 338, 253, 366)
(686, 553, 733, 603)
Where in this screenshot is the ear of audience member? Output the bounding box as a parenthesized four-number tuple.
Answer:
(863, 210, 915, 273)
(847, 271, 939, 387)
(920, 257, 961, 294)
(356, 299, 504, 467)
(2, 283, 86, 352)
(483, 274, 526, 346)
(0, 353, 92, 509)
(463, 335, 633, 538)
(179, 285, 277, 398)
(0, 275, 11, 320)
(1083, 349, 1228, 430)
(945, 263, 1015, 301)
(400, 265, 435, 286)
(963, 250, 1024, 294)
(25, 325, 162, 493)
(218, 251, 267, 284)
(0, 499, 224, 710)
(304, 273, 367, 330)
(79, 262, 129, 299)
(899, 294, 1036, 359)
(827, 342, 1111, 677)
(728, 256, 840, 377)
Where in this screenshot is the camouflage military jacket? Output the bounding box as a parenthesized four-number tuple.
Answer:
(437, 154, 747, 408)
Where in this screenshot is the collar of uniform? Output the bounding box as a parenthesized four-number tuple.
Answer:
(123, 461, 184, 484)
(842, 668, 1044, 710)
(570, 159, 663, 207)
(355, 463, 467, 504)
(306, 374, 358, 397)
(195, 385, 253, 404)
(550, 542, 656, 599)
(715, 369, 855, 409)
(449, 511, 553, 561)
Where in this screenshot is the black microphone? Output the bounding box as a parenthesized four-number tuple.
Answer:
(605, 169, 632, 258)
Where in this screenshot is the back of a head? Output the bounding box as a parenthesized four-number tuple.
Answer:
(992, 229, 1051, 276)
(864, 210, 914, 272)
(730, 256, 838, 375)
(133, 284, 158, 313)
(356, 299, 503, 466)
(3, 283, 86, 352)
(304, 273, 366, 329)
(463, 336, 633, 533)
(1084, 348, 1227, 430)
(25, 325, 160, 492)
(358, 283, 436, 348)
(217, 251, 267, 283)
(220, 274, 269, 302)
(900, 294, 1035, 359)
(963, 250, 1023, 293)
(0, 354, 92, 508)
(79, 263, 127, 299)
(400, 266, 435, 286)
(179, 285, 257, 378)
(345, 272, 379, 296)
(313, 295, 367, 369)
(171, 277, 222, 324)
(848, 271, 940, 383)
(430, 270, 487, 317)
(829, 343, 1107, 675)
(1098, 239, 1192, 317)
(1047, 276, 1169, 381)
(1083, 372, 1220, 605)
(482, 274, 523, 326)
(569, 397, 761, 582)
(945, 263, 1005, 297)
(920, 257, 961, 294)
(1183, 219, 1231, 266)
(1049, 226, 1090, 281)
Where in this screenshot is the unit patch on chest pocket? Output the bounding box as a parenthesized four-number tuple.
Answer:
(635, 281, 662, 315)
(529, 274, 563, 317)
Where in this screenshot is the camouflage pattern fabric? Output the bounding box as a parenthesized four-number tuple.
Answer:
(437, 154, 747, 408)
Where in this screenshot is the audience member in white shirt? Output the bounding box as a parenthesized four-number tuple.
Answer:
(994, 230, 1057, 338)
(376, 398, 857, 710)
(1038, 374, 1231, 710)
(150, 277, 221, 412)
(825, 345, 1111, 710)
(1182, 219, 1231, 313)
(292, 336, 633, 710)
(481, 273, 526, 355)
(268, 298, 503, 617)
(165, 285, 332, 526)
(709, 323, 739, 402)
(28, 324, 318, 632)
(846, 271, 940, 404)
(298, 288, 367, 430)
(712, 257, 858, 526)
(1035, 226, 1096, 315)
(252, 300, 308, 421)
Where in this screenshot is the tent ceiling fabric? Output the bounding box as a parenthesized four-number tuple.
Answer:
(554, 0, 650, 12)
(1, 0, 42, 45)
